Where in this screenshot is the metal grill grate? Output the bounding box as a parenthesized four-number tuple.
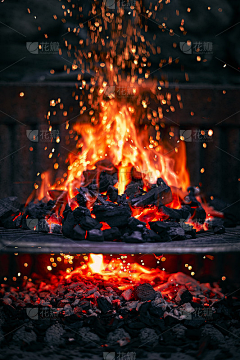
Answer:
(0, 226, 240, 254)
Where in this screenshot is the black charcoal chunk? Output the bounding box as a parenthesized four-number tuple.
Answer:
(87, 229, 104, 241)
(124, 231, 144, 243)
(0, 197, 20, 219)
(79, 216, 102, 231)
(99, 172, 118, 193)
(167, 222, 186, 240)
(76, 187, 89, 207)
(149, 221, 170, 234)
(0, 213, 22, 229)
(62, 208, 75, 238)
(128, 217, 146, 230)
(103, 227, 121, 241)
(97, 297, 113, 313)
(162, 206, 191, 221)
(117, 193, 127, 205)
(73, 206, 91, 222)
(177, 290, 193, 305)
(131, 178, 172, 207)
(92, 204, 131, 228)
(135, 283, 156, 301)
(24, 200, 55, 219)
(73, 225, 86, 240)
(125, 181, 143, 198)
(143, 229, 163, 242)
(192, 206, 206, 224)
(107, 185, 118, 202)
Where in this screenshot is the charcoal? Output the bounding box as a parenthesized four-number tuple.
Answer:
(73, 225, 86, 240)
(131, 179, 172, 207)
(117, 193, 128, 205)
(125, 181, 143, 198)
(184, 318, 205, 328)
(97, 297, 113, 313)
(139, 328, 159, 346)
(176, 290, 193, 305)
(79, 216, 102, 231)
(143, 229, 162, 242)
(184, 190, 201, 207)
(149, 221, 170, 234)
(0, 196, 20, 220)
(25, 200, 55, 219)
(192, 206, 206, 224)
(201, 324, 225, 348)
(149, 303, 164, 317)
(185, 328, 201, 340)
(139, 301, 151, 313)
(62, 211, 75, 238)
(78, 327, 101, 344)
(87, 229, 104, 241)
(167, 222, 185, 240)
(139, 311, 159, 327)
(107, 185, 118, 202)
(106, 328, 130, 346)
(12, 327, 37, 345)
(128, 217, 146, 230)
(0, 213, 22, 229)
(103, 227, 121, 241)
(44, 323, 66, 346)
(135, 283, 156, 301)
(76, 187, 89, 207)
(99, 172, 118, 192)
(122, 289, 133, 301)
(92, 203, 131, 228)
(124, 231, 144, 243)
(73, 206, 91, 222)
(162, 206, 191, 221)
(179, 222, 196, 238)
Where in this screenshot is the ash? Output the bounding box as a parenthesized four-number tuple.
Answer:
(0, 271, 239, 360)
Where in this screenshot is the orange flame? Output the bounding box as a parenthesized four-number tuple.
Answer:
(65, 101, 189, 198)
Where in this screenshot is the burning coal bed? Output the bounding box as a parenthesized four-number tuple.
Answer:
(0, 258, 240, 359)
(0, 160, 226, 242)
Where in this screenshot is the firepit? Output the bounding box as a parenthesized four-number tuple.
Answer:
(1, 1, 240, 359)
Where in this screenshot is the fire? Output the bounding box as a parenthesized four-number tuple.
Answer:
(65, 100, 189, 199)
(66, 252, 169, 287)
(88, 253, 105, 273)
(63, 253, 224, 302)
